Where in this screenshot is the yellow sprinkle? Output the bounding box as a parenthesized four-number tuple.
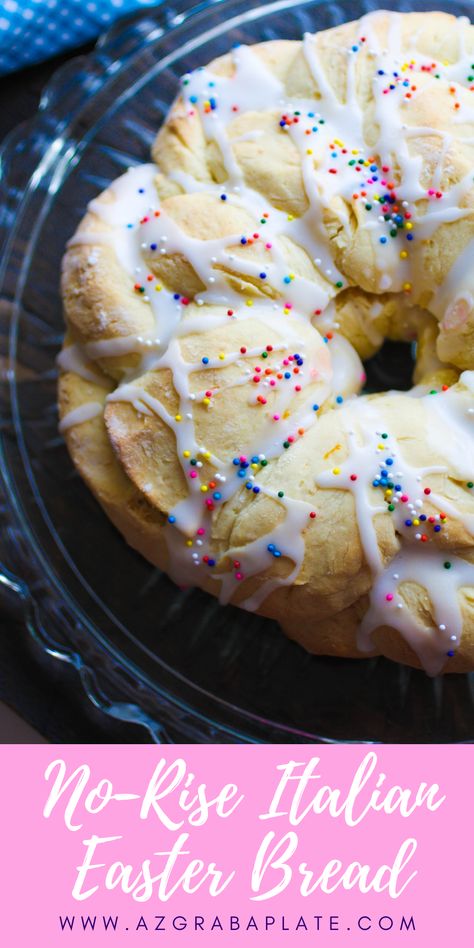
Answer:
(283, 410, 290, 419)
(351, 148, 359, 154)
(218, 352, 225, 360)
(200, 485, 208, 493)
(306, 149, 313, 155)
(377, 443, 384, 450)
(246, 299, 253, 307)
(323, 443, 342, 460)
(175, 414, 182, 422)
(283, 307, 290, 314)
(413, 518, 420, 526)
(400, 250, 408, 259)
(364, 160, 370, 166)
(405, 222, 413, 230)
(203, 397, 210, 406)
(443, 59, 450, 66)
(332, 467, 341, 475)
(403, 282, 412, 292)
(183, 450, 190, 458)
(155, 284, 162, 291)
(334, 138, 344, 147)
(385, 489, 393, 497)
(185, 539, 193, 547)
(287, 214, 294, 221)
(251, 463, 259, 470)
(201, 450, 211, 460)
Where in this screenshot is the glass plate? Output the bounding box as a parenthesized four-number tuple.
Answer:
(1, 0, 474, 744)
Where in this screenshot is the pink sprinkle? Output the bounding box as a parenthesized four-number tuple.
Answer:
(265, 243, 272, 249)
(190, 471, 198, 479)
(295, 385, 301, 392)
(386, 593, 394, 602)
(401, 494, 409, 503)
(273, 413, 280, 421)
(235, 572, 243, 581)
(240, 456, 247, 464)
(197, 528, 205, 535)
(270, 379, 276, 387)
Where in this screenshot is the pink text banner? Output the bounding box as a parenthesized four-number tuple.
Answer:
(1, 745, 472, 946)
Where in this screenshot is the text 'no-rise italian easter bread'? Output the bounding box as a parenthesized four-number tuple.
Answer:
(59, 10, 474, 674)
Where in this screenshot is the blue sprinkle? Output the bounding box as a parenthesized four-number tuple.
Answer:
(284, 372, 291, 379)
(378, 69, 385, 75)
(379, 236, 387, 244)
(150, 243, 157, 250)
(313, 404, 319, 411)
(434, 525, 441, 532)
(370, 164, 377, 171)
(138, 188, 145, 193)
(373, 479, 380, 487)
(283, 276, 291, 284)
(202, 356, 209, 364)
(240, 461, 249, 468)
(126, 223, 133, 228)
(447, 650, 455, 657)
(208, 558, 216, 567)
(237, 470, 246, 478)
(232, 458, 240, 466)
(253, 486, 260, 494)
(273, 550, 281, 558)
(385, 458, 394, 466)
(168, 515, 176, 524)
(336, 395, 344, 404)
(395, 485, 402, 492)
(420, 514, 427, 522)
(209, 97, 217, 109)
(240, 237, 247, 244)
(381, 469, 388, 477)
(372, 175, 379, 181)
(279, 120, 286, 127)
(208, 81, 215, 87)
(308, 112, 315, 117)
(380, 477, 388, 486)
(351, 45, 359, 52)
(407, 233, 414, 241)
(189, 95, 198, 103)
(405, 519, 412, 527)
(245, 482, 252, 489)
(251, 456, 259, 463)
(267, 544, 275, 552)
(259, 272, 267, 279)
(213, 492, 222, 500)
(174, 293, 180, 300)
(220, 194, 227, 201)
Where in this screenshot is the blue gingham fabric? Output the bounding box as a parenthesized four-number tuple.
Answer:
(0, 0, 161, 75)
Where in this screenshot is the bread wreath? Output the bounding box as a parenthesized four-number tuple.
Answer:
(59, 10, 474, 674)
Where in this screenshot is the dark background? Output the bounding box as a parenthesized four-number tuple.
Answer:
(0, 43, 150, 742)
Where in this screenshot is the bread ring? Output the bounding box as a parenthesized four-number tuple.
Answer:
(59, 10, 474, 674)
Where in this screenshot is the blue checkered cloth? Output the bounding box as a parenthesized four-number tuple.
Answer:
(0, 0, 161, 75)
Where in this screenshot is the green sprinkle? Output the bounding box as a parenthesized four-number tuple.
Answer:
(261, 351, 268, 358)
(444, 561, 452, 570)
(467, 482, 473, 489)
(390, 229, 398, 238)
(388, 503, 395, 511)
(335, 280, 343, 288)
(381, 433, 388, 439)
(261, 459, 268, 467)
(348, 159, 356, 166)
(278, 490, 285, 497)
(283, 441, 290, 449)
(365, 203, 372, 211)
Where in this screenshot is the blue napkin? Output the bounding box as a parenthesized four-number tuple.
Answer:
(0, 0, 161, 76)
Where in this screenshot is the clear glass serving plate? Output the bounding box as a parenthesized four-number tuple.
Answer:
(1, 0, 474, 743)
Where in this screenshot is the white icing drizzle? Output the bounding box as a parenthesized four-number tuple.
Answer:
(62, 11, 474, 672)
(59, 401, 103, 432)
